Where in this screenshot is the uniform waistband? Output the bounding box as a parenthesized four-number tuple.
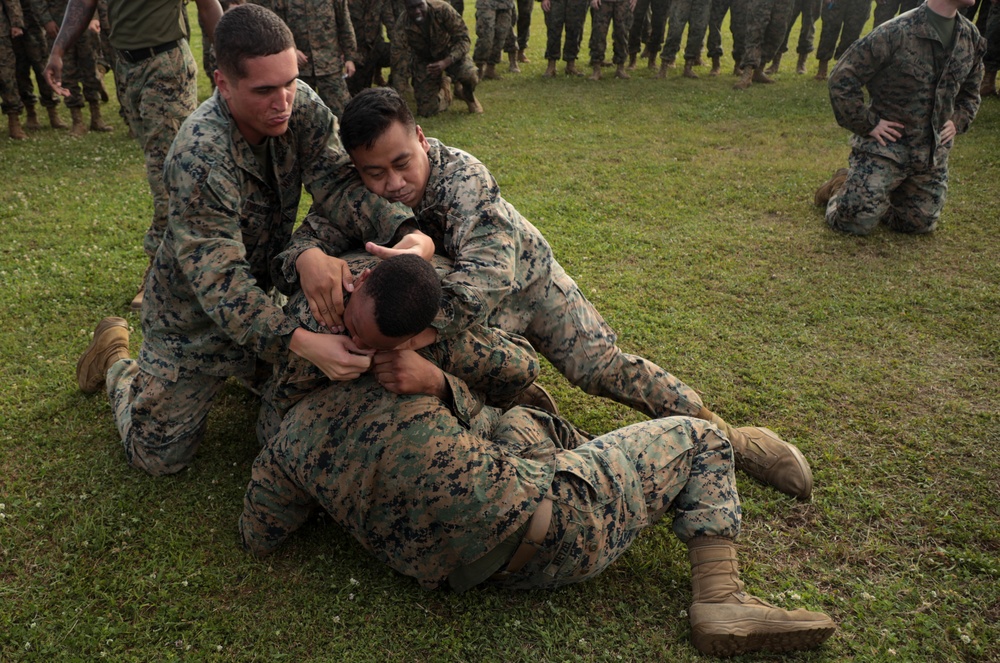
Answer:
(117, 39, 181, 64)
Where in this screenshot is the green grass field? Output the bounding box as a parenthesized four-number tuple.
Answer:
(1, 6, 998, 661)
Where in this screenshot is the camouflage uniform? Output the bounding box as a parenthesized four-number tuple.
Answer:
(707, 0, 744, 63)
(512, 0, 533, 52)
(738, 0, 794, 70)
(542, 0, 589, 63)
(816, 0, 872, 63)
(1, 0, 24, 116)
(347, 0, 392, 95)
(252, 0, 358, 118)
(871, 0, 918, 27)
(105, 83, 411, 476)
(826, 4, 986, 235)
(660, 0, 712, 65)
(775, 0, 822, 60)
(257, 251, 545, 443)
(589, 0, 633, 66)
(627, 0, 669, 60)
(242, 365, 740, 590)
(276, 139, 706, 422)
(474, 0, 515, 65)
(985, 0, 1000, 72)
(31, 0, 105, 109)
(13, 0, 59, 111)
(391, 0, 479, 116)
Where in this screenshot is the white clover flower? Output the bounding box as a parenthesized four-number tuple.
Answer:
(888, 648, 896, 656)
(862, 592, 874, 600)
(30, 622, 36, 629)
(578, 638, 587, 646)
(679, 609, 688, 618)
(960, 635, 971, 644)
(0, 503, 5, 510)
(350, 577, 359, 586)
(182, 581, 189, 587)
(217, 645, 223, 652)
(333, 616, 341, 624)
(790, 593, 801, 601)
(512, 620, 521, 628)
(348, 593, 355, 601)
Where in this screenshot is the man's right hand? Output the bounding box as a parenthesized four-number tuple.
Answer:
(289, 328, 374, 380)
(869, 119, 904, 147)
(296, 248, 355, 331)
(365, 229, 434, 262)
(427, 57, 451, 76)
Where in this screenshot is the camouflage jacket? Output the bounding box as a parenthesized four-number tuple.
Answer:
(253, 0, 359, 76)
(829, 3, 986, 166)
(18, 0, 40, 30)
(395, 0, 471, 63)
(3, 0, 23, 32)
(348, 0, 393, 58)
(275, 139, 558, 339)
(26, 0, 60, 27)
(138, 83, 409, 381)
(271, 252, 540, 428)
(241, 374, 562, 589)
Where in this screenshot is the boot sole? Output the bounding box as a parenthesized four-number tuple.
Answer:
(77, 317, 129, 393)
(693, 622, 836, 656)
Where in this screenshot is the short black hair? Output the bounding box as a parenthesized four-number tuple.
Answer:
(214, 4, 295, 80)
(340, 87, 416, 153)
(365, 254, 441, 338)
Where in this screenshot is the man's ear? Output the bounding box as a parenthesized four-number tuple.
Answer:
(354, 268, 372, 290)
(415, 125, 430, 152)
(214, 69, 229, 97)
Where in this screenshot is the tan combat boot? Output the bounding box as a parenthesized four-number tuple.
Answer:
(517, 49, 529, 63)
(732, 66, 753, 90)
(589, 64, 601, 80)
(710, 56, 721, 76)
(687, 537, 836, 656)
(981, 68, 997, 97)
(615, 64, 630, 79)
(543, 59, 557, 77)
(647, 53, 657, 70)
(752, 66, 775, 84)
(466, 94, 484, 114)
(25, 105, 41, 131)
(69, 107, 87, 136)
(627, 53, 638, 70)
(565, 60, 583, 76)
(765, 53, 781, 75)
(485, 63, 502, 79)
(814, 59, 829, 81)
(683, 62, 698, 79)
(656, 62, 669, 79)
(48, 106, 68, 129)
(508, 51, 521, 73)
(814, 168, 849, 207)
(76, 317, 131, 393)
(89, 102, 113, 132)
(796, 52, 808, 74)
(7, 112, 27, 140)
(697, 408, 813, 500)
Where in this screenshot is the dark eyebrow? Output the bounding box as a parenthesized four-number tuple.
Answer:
(251, 75, 298, 93)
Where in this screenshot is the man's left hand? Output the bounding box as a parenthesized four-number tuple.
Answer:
(939, 120, 957, 144)
(373, 349, 447, 398)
